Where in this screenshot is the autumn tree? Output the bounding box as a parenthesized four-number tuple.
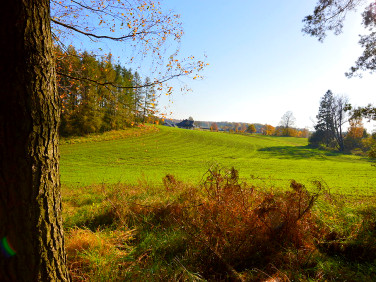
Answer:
(261, 124, 275, 136)
(247, 124, 257, 134)
(345, 118, 366, 150)
(0, 1, 69, 280)
(299, 128, 310, 138)
(238, 123, 246, 133)
(210, 122, 219, 132)
(288, 128, 299, 137)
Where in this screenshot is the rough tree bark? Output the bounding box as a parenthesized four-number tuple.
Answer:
(0, 1, 69, 281)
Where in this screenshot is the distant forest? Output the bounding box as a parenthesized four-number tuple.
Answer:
(56, 46, 160, 136)
(192, 120, 310, 138)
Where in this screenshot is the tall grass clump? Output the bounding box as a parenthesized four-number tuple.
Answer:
(65, 228, 134, 281)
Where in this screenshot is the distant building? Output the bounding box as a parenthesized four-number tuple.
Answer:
(176, 119, 195, 129)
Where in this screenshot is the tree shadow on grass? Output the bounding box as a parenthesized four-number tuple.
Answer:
(258, 145, 342, 160)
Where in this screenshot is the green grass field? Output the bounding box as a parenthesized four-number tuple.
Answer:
(60, 125, 376, 195)
(61, 125, 376, 280)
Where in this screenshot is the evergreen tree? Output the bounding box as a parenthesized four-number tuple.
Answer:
(74, 51, 104, 134)
(141, 77, 157, 123)
(133, 72, 143, 121)
(56, 46, 158, 135)
(313, 90, 335, 147)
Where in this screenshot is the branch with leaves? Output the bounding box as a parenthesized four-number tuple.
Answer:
(303, 0, 376, 77)
(51, 0, 207, 92)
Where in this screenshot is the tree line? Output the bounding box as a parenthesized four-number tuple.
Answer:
(207, 118, 309, 138)
(56, 46, 159, 136)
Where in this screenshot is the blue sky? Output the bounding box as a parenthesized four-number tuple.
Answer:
(65, 0, 375, 131)
(153, 0, 375, 130)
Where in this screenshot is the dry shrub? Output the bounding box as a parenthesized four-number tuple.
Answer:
(66, 229, 103, 257)
(179, 165, 327, 279)
(163, 174, 180, 192)
(102, 168, 329, 280)
(104, 179, 201, 229)
(128, 201, 185, 228)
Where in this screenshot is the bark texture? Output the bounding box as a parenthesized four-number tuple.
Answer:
(0, 1, 69, 281)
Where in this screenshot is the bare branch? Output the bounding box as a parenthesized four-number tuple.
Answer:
(51, 18, 154, 41)
(302, 0, 364, 42)
(57, 70, 183, 89)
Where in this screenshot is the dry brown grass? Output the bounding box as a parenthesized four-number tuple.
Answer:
(171, 166, 327, 280)
(65, 228, 134, 281)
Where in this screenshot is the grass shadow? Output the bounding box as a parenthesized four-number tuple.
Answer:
(319, 206, 376, 263)
(258, 145, 342, 160)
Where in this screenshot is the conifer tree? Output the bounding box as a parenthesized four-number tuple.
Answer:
(141, 77, 157, 123)
(314, 90, 335, 147)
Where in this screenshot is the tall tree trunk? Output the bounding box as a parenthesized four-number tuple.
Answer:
(0, 1, 69, 281)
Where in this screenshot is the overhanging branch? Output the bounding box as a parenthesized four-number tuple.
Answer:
(51, 18, 150, 41)
(57, 71, 183, 89)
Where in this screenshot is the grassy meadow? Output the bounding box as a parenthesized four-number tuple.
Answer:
(61, 125, 376, 281)
(60, 124, 376, 195)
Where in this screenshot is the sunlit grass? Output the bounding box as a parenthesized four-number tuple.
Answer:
(60, 125, 376, 195)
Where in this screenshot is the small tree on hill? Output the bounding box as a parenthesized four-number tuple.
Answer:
(344, 118, 366, 150)
(240, 123, 247, 133)
(279, 111, 296, 136)
(262, 124, 275, 135)
(210, 122, 219, 132)
(247, 124, 257, 134)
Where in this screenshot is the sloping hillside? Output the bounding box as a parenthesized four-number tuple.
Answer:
(60, 125, 376, 195)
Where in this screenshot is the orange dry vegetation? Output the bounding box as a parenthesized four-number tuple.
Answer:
(61, 124, 159, 145)
(66, 228, 133, 281)
(105, 166, 330, 280)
